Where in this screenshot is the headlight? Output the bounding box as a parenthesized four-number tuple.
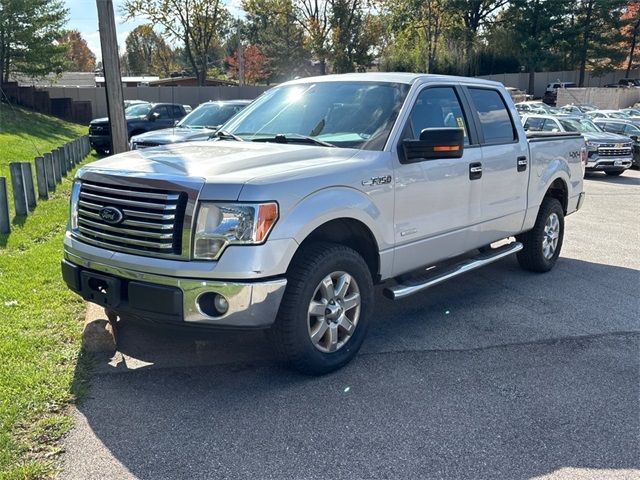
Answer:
(193, 202, 278, 260)
(69, 181, 81, 231)
(585, 141, 597, 150)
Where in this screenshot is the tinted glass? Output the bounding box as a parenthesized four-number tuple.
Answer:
(153, 106, 170, 119)
(542, 119, 559, 132)
(409, 87, 469, 145)
(524, 117, 544, 131)
(624, 124, 640, 134)
(180, 103, 246, 128)
(224, 82, 410, 150)
(170, 105, 183, 118)
(468, 88, 516, 144)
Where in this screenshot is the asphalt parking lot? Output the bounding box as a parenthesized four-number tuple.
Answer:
(62, 170, 639, 480)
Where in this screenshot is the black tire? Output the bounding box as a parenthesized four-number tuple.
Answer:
(605, 170, 625, 176)
(272, 242, 374, 375)
(516, 197, 564, 273)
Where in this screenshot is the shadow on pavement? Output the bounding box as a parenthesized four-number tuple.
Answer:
(66, 256, 640, 479)
(584, 171, 640, 185)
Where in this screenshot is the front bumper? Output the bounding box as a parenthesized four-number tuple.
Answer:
(89, 134, 111, 149)
(62, 251, 287, 328)
(586, 155, 632, 171)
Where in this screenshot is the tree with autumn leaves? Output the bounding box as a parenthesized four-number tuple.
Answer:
(225, 44, 268, 84)
(58, 30, 96, 72)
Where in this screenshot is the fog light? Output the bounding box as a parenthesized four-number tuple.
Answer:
(198, 292, 229, 317)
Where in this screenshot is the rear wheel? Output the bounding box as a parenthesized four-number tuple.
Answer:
(516, 197, 564, 273)
(605, 169, 625, 176)
(272, 242, 373, 375)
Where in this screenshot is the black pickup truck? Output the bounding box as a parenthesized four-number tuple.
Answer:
(88, 102, 188, 154)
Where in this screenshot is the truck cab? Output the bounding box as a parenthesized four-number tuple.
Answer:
(63, 74, 586, 374)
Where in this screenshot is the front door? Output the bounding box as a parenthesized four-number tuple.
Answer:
(392, 85, 482, 276)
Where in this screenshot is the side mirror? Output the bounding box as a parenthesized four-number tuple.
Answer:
(174, 120, 179, 126)
(630, 135, 639, 142)
(400, 128, 464, 163)
(149, 112, 160, 121)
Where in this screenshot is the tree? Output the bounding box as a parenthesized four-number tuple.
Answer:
(571, 0, 628, 85)
(124, 25, 178, 77)
(226, 44, 267, 84)
(242, 0, 309, 83)
(622, 1, 640, 77)
(500, 0, 570, 94)
(330, 0, 380, 73)
(0, 0, 68, 83)
(58, 30, 96, 72)
(122, 0, 230, 85)
(445, 0, 509, 75)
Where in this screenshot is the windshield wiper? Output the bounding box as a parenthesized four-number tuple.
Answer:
(211, 130, 244, 141)
(251, 133, 336, 148)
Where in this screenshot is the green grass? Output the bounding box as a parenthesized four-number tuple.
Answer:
(0, 105, 95, 478)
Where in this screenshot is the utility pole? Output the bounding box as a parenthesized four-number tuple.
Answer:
(237, 20, 245, 87)
(96, 0, 128, 154)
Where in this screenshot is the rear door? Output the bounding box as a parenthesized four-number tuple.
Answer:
(392, 84, 483, 275)
(463, 86, 530, 245)
(150, 105, 174, 129)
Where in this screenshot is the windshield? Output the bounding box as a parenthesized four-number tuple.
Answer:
(178, 103, 244, 128)
(559, 118, 601, 133)
(222, 81, 410, 150)
(125, 104, 151, 116)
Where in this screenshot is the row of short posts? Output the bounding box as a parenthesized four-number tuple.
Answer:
(0, 136, 91, 234)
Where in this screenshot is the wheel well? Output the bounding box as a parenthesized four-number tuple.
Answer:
(546, 178, 568, 213)
(298, 219, 380, 281)
(129, 129, 145, 137)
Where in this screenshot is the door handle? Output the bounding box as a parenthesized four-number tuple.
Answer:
(517, 156, 528, 172)
(469, 162, 482, 180)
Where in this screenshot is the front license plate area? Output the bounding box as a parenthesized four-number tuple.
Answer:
(614, 159, 623, 166)
(80, 271, 121, 308)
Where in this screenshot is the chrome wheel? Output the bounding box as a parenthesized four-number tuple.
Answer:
(542, 212, 560, 260)
(307, 271, 361, 353)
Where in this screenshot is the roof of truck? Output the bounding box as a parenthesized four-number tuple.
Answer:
(283, 72, 502, 87)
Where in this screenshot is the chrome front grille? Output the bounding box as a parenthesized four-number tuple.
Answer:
(75, 180, 187, 257)
(597, 148, 632, 157)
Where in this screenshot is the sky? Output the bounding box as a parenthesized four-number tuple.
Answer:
(65, 0, 244, 61)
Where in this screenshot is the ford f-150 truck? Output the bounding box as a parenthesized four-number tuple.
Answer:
(62, 73, 586, 374)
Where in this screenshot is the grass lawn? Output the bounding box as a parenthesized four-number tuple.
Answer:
(0, 105, 95, 478)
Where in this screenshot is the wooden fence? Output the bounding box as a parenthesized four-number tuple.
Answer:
(0, 135, 91, 234)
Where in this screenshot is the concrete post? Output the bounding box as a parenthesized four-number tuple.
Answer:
(52, 149, 62, 183)
(35, 157, 48, 200)
(20, 162, 37, 210)
(0, 177, 10, 234)
(44, 153, 55, 191)
(9, 163, 28, 216)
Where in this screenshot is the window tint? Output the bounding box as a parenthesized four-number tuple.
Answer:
(170, 105, 183, 118)
(624, 124, 640, 134)
(524, 117, 544, 131)
(153, 105, 170, 119)
(409, 87, 469, 145)
(542, 119, 559, 132)
(468, 88, 516, 144)
(606, 122, 625, 134)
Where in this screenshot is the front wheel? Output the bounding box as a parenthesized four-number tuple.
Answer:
(516, 197, 564, 273)
(272, 242, 373, 375)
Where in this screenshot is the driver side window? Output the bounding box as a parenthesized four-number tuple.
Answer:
(408, 87, 470, 145)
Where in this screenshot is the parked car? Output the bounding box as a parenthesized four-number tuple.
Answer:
(88, 103, 189, 154)
(124, 100, 148, 109)
(522, 114, 632, 176)
(593, 118, 640, 168)
(63, 73, 586, 374)
(618, 78, 640, 87)
(559, 104, 597, 115)
(586, 110, 632, 120)
(618, 108, 640, 119)
(546, 82, 578, 94)
(515, 101, 561, 115)
(130, 100, 251, 149)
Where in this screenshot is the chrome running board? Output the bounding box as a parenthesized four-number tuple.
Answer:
(383, 242, 523, 300)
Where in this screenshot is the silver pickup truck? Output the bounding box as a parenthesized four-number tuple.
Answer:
(62, 73, 586, 374)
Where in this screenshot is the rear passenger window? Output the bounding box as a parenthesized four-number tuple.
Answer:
(524, 117, 544, 131)
(468, 88, 517, 144)
(409, 87, 470, 145)
(542, 119, 559, 132)
(171, 105, 183, 118)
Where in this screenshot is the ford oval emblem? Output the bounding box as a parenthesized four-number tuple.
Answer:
(99, 206, 124, 225)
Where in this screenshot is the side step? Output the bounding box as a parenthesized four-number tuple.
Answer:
(383, 242, 523, 300)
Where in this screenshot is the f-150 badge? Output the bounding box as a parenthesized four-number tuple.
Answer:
(362, 175, 392, 186)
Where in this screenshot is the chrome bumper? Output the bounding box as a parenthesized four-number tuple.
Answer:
(64, 250, 287, 328)
(586, 156, 632, 170)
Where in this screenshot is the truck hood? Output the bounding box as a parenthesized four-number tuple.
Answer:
(131, 127, 215, 144)
(583, 132, 631, 143)
(79, 140, 361, 189)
